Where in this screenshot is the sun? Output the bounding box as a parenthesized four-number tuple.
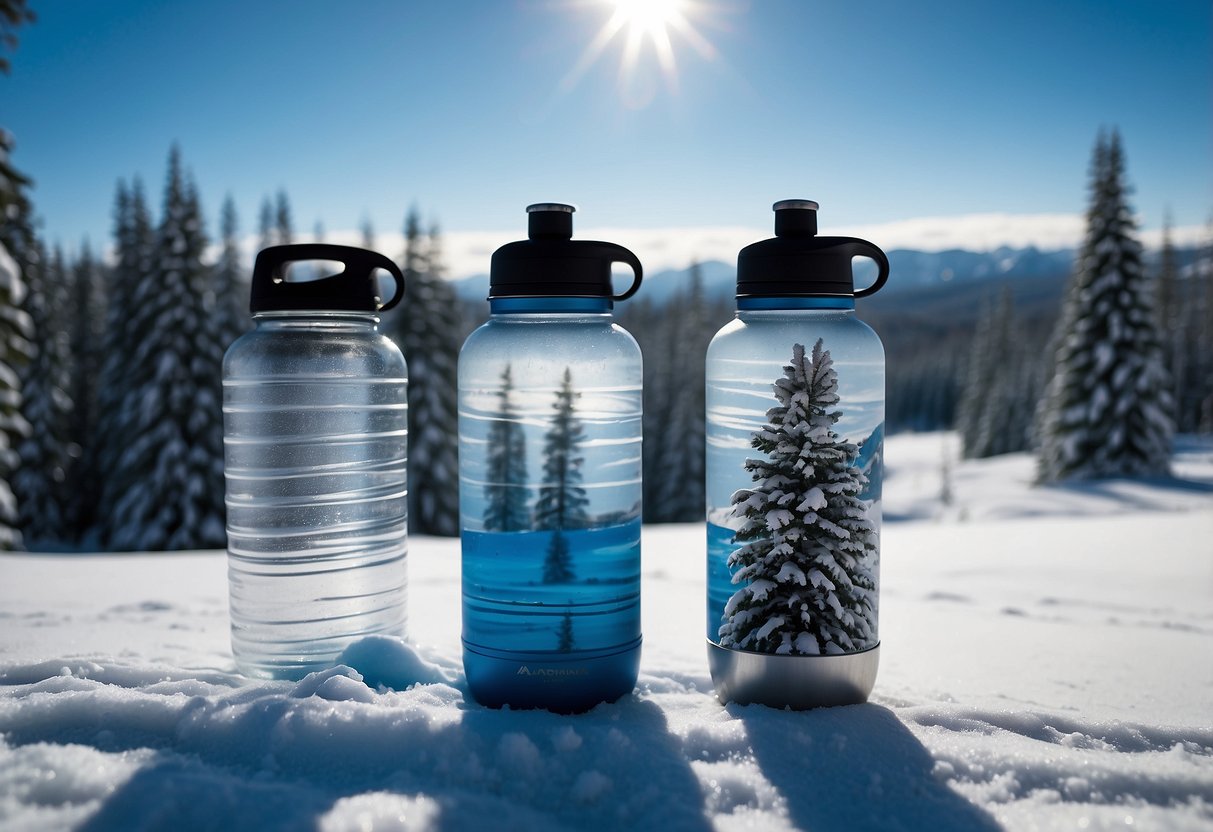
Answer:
(561, 0, 717, 103)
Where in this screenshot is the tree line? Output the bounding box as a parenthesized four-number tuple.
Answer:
(1, 128, 1207, 551)
(0, 143, 465, 550)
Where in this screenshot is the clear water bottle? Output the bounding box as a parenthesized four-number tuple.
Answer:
(459, 203, 644, 712)
(706, 200, 890, 708)
(223, 244, 409, 679)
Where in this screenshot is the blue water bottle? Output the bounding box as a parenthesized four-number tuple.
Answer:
(459, 203, 644, 712)
(706, 200, 889, 708)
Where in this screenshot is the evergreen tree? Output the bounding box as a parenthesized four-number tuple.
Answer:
(64, 242, 105, 536)
(651, 261, 710, 520)
(719, 340, 878, 656)
(211, 195, 247, 351)
(535, 368, 588, 583)
(0, 129, 34, 550)
(544, 531, 574, 584)
(96, 178, 156, 541)
(14, 243, 71, 546)
(556, 608, 575, 652)
(107, 147, 226, 550)
(1036, 130, 1173, 481)
(1198, 218, 1213, 432)
(535, 367, 589, 531)
(956, 287, 1036, 458)
(0, 0, 35, 76)
(257, 196, 274, 251)
(274, 189, 293, 246)
(483, 364, 529, 531)
(386, 207, 461, 536)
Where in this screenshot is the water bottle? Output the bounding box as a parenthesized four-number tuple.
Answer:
(459, 203, 644, 712)
(706, 200, 890, 708)
(223, 244, 408, 679)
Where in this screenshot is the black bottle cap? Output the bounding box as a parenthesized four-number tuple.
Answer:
(488, 203, 643, 301)
(736, 200, 890, 298)
(250, 244, 405, 314)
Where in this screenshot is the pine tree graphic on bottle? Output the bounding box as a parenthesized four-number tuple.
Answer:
(719, 340, 878, 656)
(557, 606, 576, 652)
(483, 364, 530, 532)
(535, 368, 589, 584)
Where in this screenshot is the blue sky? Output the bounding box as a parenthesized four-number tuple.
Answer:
(4, 0, 1211, 274)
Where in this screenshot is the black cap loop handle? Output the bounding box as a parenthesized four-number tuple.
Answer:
(851, 241, 890, 299)
(736, 200, 891, 298)
(607, 245, 643, 301)
(489, 204, 645, 302)
(251, 244, 405, 314)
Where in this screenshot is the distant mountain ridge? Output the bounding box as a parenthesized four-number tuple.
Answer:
(449, 247, 1078, 303)
(450, 244, 1203, 303)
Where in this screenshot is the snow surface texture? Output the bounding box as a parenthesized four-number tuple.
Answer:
(1, 433, 1211, 831)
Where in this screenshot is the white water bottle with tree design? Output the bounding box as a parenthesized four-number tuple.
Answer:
(706, 200, 890, 708)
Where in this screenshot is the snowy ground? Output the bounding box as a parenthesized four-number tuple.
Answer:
(1, 433, 1211, 831)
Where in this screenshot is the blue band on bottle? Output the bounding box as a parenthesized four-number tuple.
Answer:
(737, 296, 855, 311)
(490, 297, 613, 314)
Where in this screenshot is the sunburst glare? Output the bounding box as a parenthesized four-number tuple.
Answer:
(561, 0, 719, 105)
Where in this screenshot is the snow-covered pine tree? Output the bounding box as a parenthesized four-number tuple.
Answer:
(535, 368, 588, 584)
(0, 129, 34, 550)
(211, 195, 248, 351)
(386, 208, 461, 536)
(64, 242, 106, 536)
(107, 147, 227, 550)
(483, 364, 529, 531)
(14, 243, 72, 546)
(96, 178, 156, 543)
(1035, 130, 1173, 481)
(719, 340, 878, 656)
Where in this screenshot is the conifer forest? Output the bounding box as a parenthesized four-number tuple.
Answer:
(0, 128, 1210, 551)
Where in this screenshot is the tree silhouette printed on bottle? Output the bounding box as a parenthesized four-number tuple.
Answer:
(557, 606, 575, 652)
(535, 368, 589, 583)
(719, 340, 878, 656)
(483, 364, 529, 531)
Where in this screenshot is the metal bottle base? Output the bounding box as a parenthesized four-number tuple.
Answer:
(708, 640, 880, 709)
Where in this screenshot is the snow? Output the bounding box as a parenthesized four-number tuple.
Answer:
(2, 432, 1212, 830)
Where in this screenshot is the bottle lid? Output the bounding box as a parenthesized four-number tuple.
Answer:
(736, 200, 889, 298)
(488, 203, 643, 301)
(250, 244, 405, 314)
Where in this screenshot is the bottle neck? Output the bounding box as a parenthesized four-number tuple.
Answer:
(736, 296, 855, 311)
(489, 297, 613, 315)
(253, 310, 381, 330)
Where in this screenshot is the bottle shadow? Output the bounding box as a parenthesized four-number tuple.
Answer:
(734, 702, 1001, 831)
(44, 682, 712, 831)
